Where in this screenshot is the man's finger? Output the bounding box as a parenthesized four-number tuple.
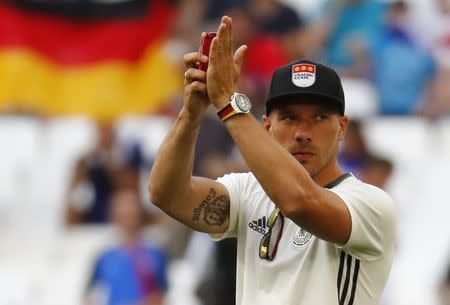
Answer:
(200, 31, 206, 42)
(184, 68, 207, 83)
(186, 81, 207, 95)
(216, 21, 229, 60)
(225, 16, 233, 55)
(234, 45, 248, 74)
(184, 52, 208, 69)
(216, 21, 227, 45)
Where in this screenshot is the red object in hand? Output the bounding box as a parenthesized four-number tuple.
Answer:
(198, 32, 216, 71)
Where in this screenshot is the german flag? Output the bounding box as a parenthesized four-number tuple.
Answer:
(0, 0, 181, 120)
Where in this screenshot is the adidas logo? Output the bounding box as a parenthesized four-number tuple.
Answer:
(248, 216, 267, 234)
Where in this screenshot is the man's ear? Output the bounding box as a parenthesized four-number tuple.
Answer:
(262, 115, 271, 132)
(338, 115, 349, 141)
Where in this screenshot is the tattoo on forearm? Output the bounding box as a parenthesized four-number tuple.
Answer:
(192, 188, 229, 226)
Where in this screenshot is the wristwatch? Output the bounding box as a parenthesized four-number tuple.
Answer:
(217, 92, 252, 121)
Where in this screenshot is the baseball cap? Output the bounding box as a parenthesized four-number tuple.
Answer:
(265, 59, 345, 115)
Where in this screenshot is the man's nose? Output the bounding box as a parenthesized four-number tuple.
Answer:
(294, 121, 312, 142)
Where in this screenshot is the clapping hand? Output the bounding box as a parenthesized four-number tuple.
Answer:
(206, 16, 247, 111)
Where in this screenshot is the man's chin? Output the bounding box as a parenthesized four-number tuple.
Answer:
(298, 160, 315, 177)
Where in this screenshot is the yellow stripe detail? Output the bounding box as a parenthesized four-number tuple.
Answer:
(221, 110, 237, 121)
(0, 46, 182, 120)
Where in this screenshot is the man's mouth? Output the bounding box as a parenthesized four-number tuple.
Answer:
(292, 151, 315, 161)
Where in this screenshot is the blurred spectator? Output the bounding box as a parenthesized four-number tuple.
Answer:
(372, 1, 437, 115)
(431, 0, 450, 67)
(338, 120, 370, 178)
(427, 67, 450, 118)
(246, 0, 309, 61)
(420, 0, 450, 117)
(439, 260, 450, 305)
(248, 0, 302, 34)
(65, 121, 143, 225)
(360, 155, 393, 189)
(338, 121, 393, 188)
(413, 0, 450, 67)
(197, 237, 237, 305)
(86, 188, 168, 305)
(193, 112, 243, 177)
(168, 0, 206, 50)
(317, 0, 386, 77)
(203, 0, 247, 23)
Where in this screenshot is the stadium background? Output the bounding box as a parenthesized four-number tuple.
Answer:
(0, 0, 449, 304)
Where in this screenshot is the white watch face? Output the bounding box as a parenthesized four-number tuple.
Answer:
(235, 94, 251, 112)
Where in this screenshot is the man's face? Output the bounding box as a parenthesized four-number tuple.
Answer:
(263, 100, 347, 178)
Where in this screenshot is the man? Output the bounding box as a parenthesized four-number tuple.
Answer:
(149, 16, 395, 305)
(372, 0, 436, 115)
(87, 188, 167, 305)
(65, 121, 142, 225)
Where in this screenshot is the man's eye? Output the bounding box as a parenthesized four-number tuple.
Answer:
(282, 115, 296, 121)
(315, 114, 328, 121)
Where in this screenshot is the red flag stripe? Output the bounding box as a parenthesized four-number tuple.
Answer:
(0, 2, 175, 66)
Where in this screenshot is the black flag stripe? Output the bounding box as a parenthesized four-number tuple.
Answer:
(7, 0, 148, 19)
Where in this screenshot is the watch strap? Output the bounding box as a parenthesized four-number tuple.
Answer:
(217, 103, 237, 121)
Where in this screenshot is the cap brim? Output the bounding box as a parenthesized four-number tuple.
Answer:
(265, 91, 344, 115)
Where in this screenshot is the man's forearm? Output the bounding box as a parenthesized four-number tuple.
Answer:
(148, 107, 201, 206)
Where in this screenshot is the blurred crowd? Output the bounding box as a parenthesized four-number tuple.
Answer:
(167, 0, 450, 118)
(1, 0, 450, 305)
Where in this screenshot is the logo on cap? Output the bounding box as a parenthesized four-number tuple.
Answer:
(292, 64, 316, 88)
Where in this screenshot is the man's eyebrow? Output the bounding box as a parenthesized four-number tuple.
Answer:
(277, 108, 295, 115)
(315, 108, 331, 114)
(315, 105, 339, 114)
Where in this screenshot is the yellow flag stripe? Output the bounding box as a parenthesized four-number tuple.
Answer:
(0, 45, 182, 120)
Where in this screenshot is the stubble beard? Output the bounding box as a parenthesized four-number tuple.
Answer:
(303, 151, 334, 180)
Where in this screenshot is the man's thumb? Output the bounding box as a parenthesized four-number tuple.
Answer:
(234, 45, 248, 73)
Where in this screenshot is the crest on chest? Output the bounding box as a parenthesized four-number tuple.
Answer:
(292, 227, 312, 247)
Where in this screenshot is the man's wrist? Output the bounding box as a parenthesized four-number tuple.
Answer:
(214, 95, 231, 111)
(179, 107, 204, 127)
